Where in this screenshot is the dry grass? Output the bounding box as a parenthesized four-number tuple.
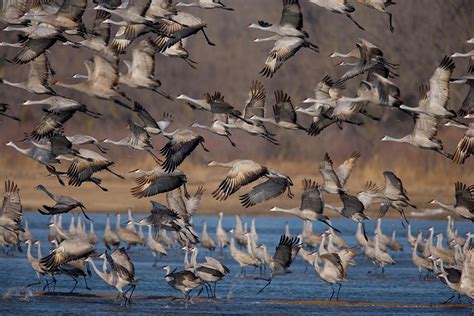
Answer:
(1, 150, 471, 220)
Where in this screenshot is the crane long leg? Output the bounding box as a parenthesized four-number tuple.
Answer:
(336, 283, 342, 301)
(70, 277, 78, 293)
(95, 144, 108, 154)
(345, 14, 365, 31)
(153, 88, 174, 101)
(183, 57, 197, 69)
(147, 149, 162, 164)
(112, 98, 132, 110)
(329, 284, 335, 301)
(83, 276, 91, 290)
(201, 29, 216, 46)
(106, 167, 125, 179)
(387, 12, 394, 33)
(128, 285, 136, 306)
(443, 294, 455, 304)
(360, 221, 368, 241)
(225, 135, 236, 147)
(257, 277, 272, 293)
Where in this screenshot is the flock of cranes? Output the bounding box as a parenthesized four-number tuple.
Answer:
(0, 0, 472, 309)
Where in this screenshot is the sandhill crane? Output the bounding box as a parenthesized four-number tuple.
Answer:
(137, 201, 199, 245)
(0, 0, 26, 24)
(176, 0, 234, 10)
(251, 90, 305, 129)
(178, 92, 251, 124)
(270, 179, 340, 232)
(88, 222, 98, 245)
(93, 0, 154, 24)
(35, 184, 90, 219)
(166, 186, 204, 222)
(56, 148, 123, 191)
(338, 74, 401, 109)
(445, 122, 473, 164)
(319, 151, 360, 194)
(153, 11, 215, 52)
(0, 181, 23, 243)
(430, 182, 474, 222)
(450, 38, 474, 73)
(159, 129, 207, 172)
(377, 171, 416, 226)
(87, 248, 137, 306)
(130, 166, 187, 198)
(115, 214, 142, 249)
(25, 240, 47, 288)
(63, 133, 108, 154)
(21, 107, 80, 141)
(133, 102, 173, 135)
(308, 0, 365, 30)
(54, 53, 132, 110)
(103, 214, 120, 250)
(63, 9, 111, 52)
(40, 237, 94, 272)
(356, 0, 396, 32)
(229, 232, 260, 275)
(219, 81, 279, 145)
(335, 39, 397, 83)
(216, 212, 228, 253)
(200, 220, 216, 252)
(300, 221, 323, 248)
(146, 225, 167, 266)
(10, 35, 67, 65)
(22, 96, 102, 120)
(20, 0, 87, 36)
(209, 159, 292, 203)
(163, 265, 205, 300)
(437, 249, 474, 302)
(233, 215, 247, 247)
(257, 235, 300, 293)
(189, 246, 226, 297)
(103, 119, 161, 163)
(156, 37, 197, 68)
(119, 38, 172, 100)
(400, 57, 456, 121)
(249, 0, 308, 38)
(256, 36, 319, 77)
(326, 190, 369, 240)
(412, 236, 432, 278)
(312, 248, 358, 300)
(191, 116, 236, 147)
(450, 74, 473, 118)
(19, 216, 33, 242)
(2, 54, 56, 94)
(374, 232, 395, 275)
(0, 103, 20, 121)
(5, 141, 65, 184)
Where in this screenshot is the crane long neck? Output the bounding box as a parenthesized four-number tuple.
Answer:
(191, 249, 198, 267)
(432, 200, 453, 211)
(89, 259, 111, 284)
(8, 143, 31, 156)
(38, 186, 56, 201)
(37, 241, 43, 259)
(2, 80, 24, 89)
(26, 242, 34, 263)
(270, 207, 301, 215)
(178, 95, 209, 108)
(202, 222, 208, 237)
(116, 214, 121, 230)
(105, 216, 111, 230)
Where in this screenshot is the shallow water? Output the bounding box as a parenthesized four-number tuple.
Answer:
(0, 212, 472, 315)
